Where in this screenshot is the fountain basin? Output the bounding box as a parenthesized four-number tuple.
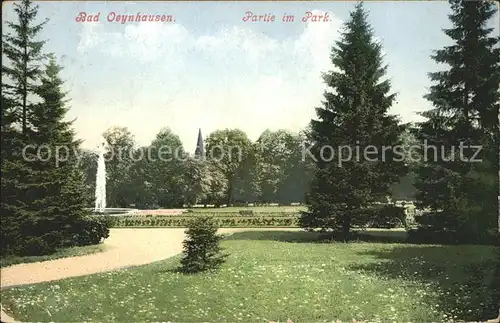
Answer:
(86, 208, 139, 216)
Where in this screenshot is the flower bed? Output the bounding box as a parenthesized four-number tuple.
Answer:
(109, 215, 299, 228)
(137, 211, 299, 218)
(134, 209, 187, 216)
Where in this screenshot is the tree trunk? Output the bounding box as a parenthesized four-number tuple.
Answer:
(342, 212, 351, 242)
(22, 41, 27, 134)
(226, 183, 232, 206)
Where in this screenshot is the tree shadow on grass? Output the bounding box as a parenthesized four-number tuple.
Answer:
(224, 230, 499, 320)
(224, 230, 324, 243)
(223, 229, 407, 244)
(347, 245, 500, 321)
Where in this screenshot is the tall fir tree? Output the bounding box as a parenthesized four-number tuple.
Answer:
(0, 94, 28, 254)
(414, 0, 499, 239)
(1, 0, 49, 254)
(2, 1, 91, 255)
(2, 0, 48, 134)
(299, 2, 407, 239)
(26, 56, 89, 248)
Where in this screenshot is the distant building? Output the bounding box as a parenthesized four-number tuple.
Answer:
(194, 128, 205, 159)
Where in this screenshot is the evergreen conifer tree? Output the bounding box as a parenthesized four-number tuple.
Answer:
(2, 1, 95, 254)
(1, 0, 49, 254)
(413, 0, 499, 240)
(2, 0, 48, 134)
(300, 3, 407, 240)
(27, 56, 89, 248)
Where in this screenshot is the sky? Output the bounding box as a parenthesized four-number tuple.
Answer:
(2, 1, 499, 152)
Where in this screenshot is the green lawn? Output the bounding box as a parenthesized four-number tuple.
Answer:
(2, 231, 498, 322)
(0, 244, 106, 268)
(188, 205, 306, 213)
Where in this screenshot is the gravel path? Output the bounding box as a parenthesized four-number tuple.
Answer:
(1, 228, 273, 288)
(0, 227, 298, 322)
(1, 228, 187, 288)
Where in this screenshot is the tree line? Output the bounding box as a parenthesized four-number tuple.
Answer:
(76, 125, 418, 210)
(78, 127, 313, 208)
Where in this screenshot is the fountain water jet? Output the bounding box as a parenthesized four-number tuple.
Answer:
(88, 141, 138, 216)
(94, 143, 107, 213)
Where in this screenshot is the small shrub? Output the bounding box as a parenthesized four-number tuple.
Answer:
(72, 216, 111, 246)
(18, 235, 57, 256)
(239, 210, 254, 216)
(180, 216, 228, 273)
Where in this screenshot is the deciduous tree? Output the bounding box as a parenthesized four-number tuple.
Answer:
(205, 129, 252, 205)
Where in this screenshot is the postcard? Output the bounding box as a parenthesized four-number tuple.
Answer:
(1, 1, 499, 322)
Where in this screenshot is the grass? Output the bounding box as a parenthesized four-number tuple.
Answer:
(187, 205, 307, 213)
(1, 231, 498, 322)
(0, 244, 106, 268)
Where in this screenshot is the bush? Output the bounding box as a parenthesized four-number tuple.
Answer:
(414, 211, 458, 229)
(239, 210, 254, 216)
(351, 205, 406, 229)
(180, 216, 228, 273)
(17, 235, 57, 256)
(407, 227, 500, 245)
(369, 205, 406, 228)
(71, 216, 111, 246)
(99, 215, 117, 228)
(412, 208, 499, 245)
(300, 204, 405, 232)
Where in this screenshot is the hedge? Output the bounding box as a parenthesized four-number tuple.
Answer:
(110, 216, 298, 228)
(136, 212, 299, 218)
(343, 205, 406, 229)
(105, 205, 406, 229)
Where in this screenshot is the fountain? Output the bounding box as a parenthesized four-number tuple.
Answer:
(89, 141, 138, 216)
(94, 143, 107, 213)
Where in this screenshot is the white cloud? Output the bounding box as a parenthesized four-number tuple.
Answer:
(78, 22, 190, 63)
(77, 22, 103, 55)
(73, 9, 422, 152)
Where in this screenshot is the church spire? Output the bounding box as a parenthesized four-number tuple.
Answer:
(194, 128, 205, 159)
